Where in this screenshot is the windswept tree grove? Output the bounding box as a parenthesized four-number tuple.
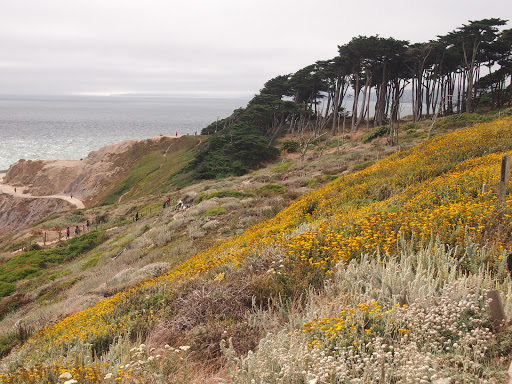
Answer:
(192, 18, 511, 179)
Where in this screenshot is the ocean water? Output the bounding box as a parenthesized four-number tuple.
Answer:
(0, 95, 250, 171)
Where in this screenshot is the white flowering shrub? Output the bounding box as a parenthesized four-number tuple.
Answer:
(221, 242, 510, 383)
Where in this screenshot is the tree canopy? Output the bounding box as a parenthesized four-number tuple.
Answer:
(189, 18, 511, 180)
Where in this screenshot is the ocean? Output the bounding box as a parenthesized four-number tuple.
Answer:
(0, 95, 250, 171)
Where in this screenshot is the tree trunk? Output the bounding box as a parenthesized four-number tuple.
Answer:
(351, 70, 360, 131)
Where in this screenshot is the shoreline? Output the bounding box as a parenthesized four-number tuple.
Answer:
(0, 134, 187, 172)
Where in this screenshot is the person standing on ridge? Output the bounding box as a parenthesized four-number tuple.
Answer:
(175, 130, 178, 137)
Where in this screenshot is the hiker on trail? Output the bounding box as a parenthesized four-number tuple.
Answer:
(66, 227, 70, 239)
(175, 130, 178, 137)
(74, 226, 80, 236)
(166, 198, 171, 207)
(70, 193, 73, 199)
(135, 212, 139, 221)
(14, 187, 16, 193)
(163, 201, 166, 209)
(86, 219, 90, 231)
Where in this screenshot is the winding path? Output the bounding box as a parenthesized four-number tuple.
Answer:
(0, 172, 85, 209)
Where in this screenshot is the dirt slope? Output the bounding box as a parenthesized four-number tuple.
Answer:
(0, 135, 180, 234)
(0, 194, 70, 235)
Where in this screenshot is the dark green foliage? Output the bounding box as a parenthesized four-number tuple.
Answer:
(188, 123, 280, 180)
(257, 184, 285, 194)
(91, 333, 115, 358)
(207, 190, 247, 199)
(0, 232, 103, 286)
(0, 282, 16, 298)
(404, 122, 421, 131)
(81, 257, 99, 271)
(281, 140, 300, 153)
(361, 125, 389, 143)
(194, 192, 207, 204)
(201, 109, 246, 136)
(0, 335, 14, 357)
(27, 243, 42, 251)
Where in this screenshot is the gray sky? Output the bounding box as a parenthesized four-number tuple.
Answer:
(1, 0, 510, 97)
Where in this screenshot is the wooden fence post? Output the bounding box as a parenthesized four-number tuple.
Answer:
(487, 290, 507, 330)
(482, 184, 487, 193)
(499, 153, 511, 202)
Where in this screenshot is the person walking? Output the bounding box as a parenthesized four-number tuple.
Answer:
(175, 130, 178, 137)
(66, 227, 70, 239)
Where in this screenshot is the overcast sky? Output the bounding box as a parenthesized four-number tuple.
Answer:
(0, 0, 510, 97)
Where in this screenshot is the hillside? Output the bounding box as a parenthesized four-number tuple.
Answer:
(0, 113, 511, 383)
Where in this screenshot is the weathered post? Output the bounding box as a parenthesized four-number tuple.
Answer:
(44, 232, 46, 246)
(482, 184, 487, 193)
(487, 290, 507, 330)
(498, 153, 511, 202)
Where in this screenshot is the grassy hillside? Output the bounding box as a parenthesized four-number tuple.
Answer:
(91, 135, 202, 206)
(0, 116, 511, 382)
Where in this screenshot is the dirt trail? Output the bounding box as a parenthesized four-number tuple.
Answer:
(0, 172, 85, 209)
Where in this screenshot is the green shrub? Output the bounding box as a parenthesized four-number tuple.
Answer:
(202, 207, 227, 218)
(281, 140, 300, 153)
(194, 192, 206, 204)
(188, 123, 280, 180)
(27, 243, 42, 252)
(48, 269, 73, 281)
(81, 257, 99, 271)
(0, 335, 14, 357)
(404, 122, 421, 131)
(207, 190, 246, 199)
(0, 232, 104, 285)
(353, 160, 375, 171)
(257, 184, 285, 194)
(2, 265, 42, 283)
(0, 282, 16, 298)
(361, 125, 388, 143)
(270, 162, 293, 173)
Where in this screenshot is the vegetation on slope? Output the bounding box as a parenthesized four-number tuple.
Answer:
(94, 135, 202, 205)
(188, 19, 511, 181)
(1, 116, 512, 382)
